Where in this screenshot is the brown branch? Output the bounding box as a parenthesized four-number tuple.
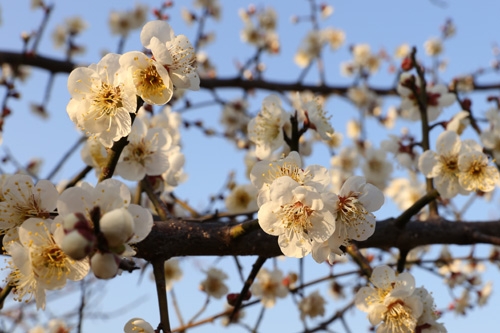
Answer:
(134, 217, 500, 261)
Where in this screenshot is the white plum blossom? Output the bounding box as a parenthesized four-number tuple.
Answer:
(361, 147, 393, 190)
(355, 265, 424, 333)
(397, 72, 455, 122)
(298, 290, 326, 320)
(457, 150, 499, 193)
(312, 176, 383, 263)
(385, 173, 426, 212)
(4, 218, 89, 309)
(0, 174, 59, 237)
(140, 20, 200, 91)
(67, 53, 137, 147)
(225, 184, 258, 214)
(301, 96, 335, 140)
(257, 176, 335, 258)
(418, 130, 482, 198)
(250, 151, 330, 206)
(251, 268, 289, 308)
(200, 267, 228, 299)
(120, 51, 173, 105)
(414, 287, 447, 332)
(248, 95, 289, 160)
(115, 117, 172, 181)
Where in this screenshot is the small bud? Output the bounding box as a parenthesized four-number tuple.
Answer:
(91, 251, 120, 279)
(61, 229, 95, 260)
(401, 57, 413, 71)
(99, 208, 135, 248)
(63, 212, 92, 232)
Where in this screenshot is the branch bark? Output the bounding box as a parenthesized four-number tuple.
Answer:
(134, 217, 500, 261)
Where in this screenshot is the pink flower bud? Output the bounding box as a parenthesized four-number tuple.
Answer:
(91, 252, 120, 279)
(99, 208, 135, 248)
(61, 229, 95, 260)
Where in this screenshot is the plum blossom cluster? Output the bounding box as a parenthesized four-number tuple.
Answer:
(67, 20, 199, 148)
(419, 130, 499, 199)
(250, 151, 384, 262)
(355, 265, 446, 333)
(0, 174, 153, 310)
(239, 6, 280, 54)
(248, 94, 335, 160)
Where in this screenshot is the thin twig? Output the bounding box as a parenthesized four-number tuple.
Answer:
(152, 259, 171, 333)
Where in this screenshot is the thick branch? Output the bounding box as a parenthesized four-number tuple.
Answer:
(134, 217, 500, 261)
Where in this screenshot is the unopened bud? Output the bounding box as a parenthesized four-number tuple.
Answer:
(99, 208, 135, 248)
(63, 212, 92, 232)
(61, 229, 95, 260)
(91, 251, 120, 279)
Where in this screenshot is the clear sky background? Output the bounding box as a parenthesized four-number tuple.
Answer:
(2, 0, 500, 332)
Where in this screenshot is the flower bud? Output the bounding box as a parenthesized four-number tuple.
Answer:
(61, 229, 95, 260)
(99, 208, 135, 248)
(91, 252, 120, 279)
(63, 212, 91, 232)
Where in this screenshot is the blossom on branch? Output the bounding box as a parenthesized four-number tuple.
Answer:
(67, 53, 137, 147)
(251, 268, 289, 308)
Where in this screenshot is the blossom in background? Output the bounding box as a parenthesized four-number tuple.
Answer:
(115, 117, 172, 181)
(200, 267, 229, 299)
(67, 53, 137, 147)
(124, 318, 155, 333)
(294, 30, 323, 67)
(162, 259, 183, 291)
(140, 20, 200, 91)
(424, 37, 443, 56)
(4, 218, 89, 310)
(298, 290, 326, 320)
(397, 72, 455, 122)
(220, 99, 250, 135)
(28, 319, 70, 333)
(225, 184, 258, 214)
(258, 176, 335, 257)
(355, 265, 424, 333)
(248, 95, 289, 160)
(361, 147, 393, 190)
(108, 3, 148, 37)
(251, 268, 289, 308)
(0, 174, 58, 237)
(385, 172, 426, 212)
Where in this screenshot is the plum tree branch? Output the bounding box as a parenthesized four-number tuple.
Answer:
(134, 217, 500, 261)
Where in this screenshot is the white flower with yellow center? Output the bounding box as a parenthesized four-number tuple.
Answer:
(457, 150, 499, 192)
(355, 265, 423, 333)
(414, 287, 447, 332)
(250, 268, 289, 308)
(0, 174, 58, 236)
(301, 96, 334, 141)
(120, 51, 173, 105)
(67, 53, 137, 148)
(140, 20, 200, 91)
(312, 176, 383, 263)
(419, 130, 481, 198)
(258, 176, 335, 258)
(115, 117, 172, 181)
(248, 95, 289, 160)
(4, 218, 89, 310)
(250, 151, 330, 206)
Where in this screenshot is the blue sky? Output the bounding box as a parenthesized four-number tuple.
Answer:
(2, 0, 500, 332)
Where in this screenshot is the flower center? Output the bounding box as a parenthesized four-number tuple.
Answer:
(383, 300, 417, 333)
(265, 161, 307, 185)
(133, 62, 166, 100)
(31, 243, 71, 284)
(92, 82, 123, 117)
(279, 201, 314, 235)
(441, 154, 458, 174)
